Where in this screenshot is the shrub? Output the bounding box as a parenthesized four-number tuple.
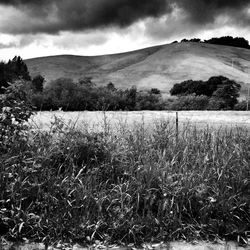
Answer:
(136, 91, 165, 110)
(212, 83, 240, 109)
(170, 95, 209, 110)
(0, 56, 31, 94)
(0, 80, 34, 241)
(0, 80, 33, 154)
(170, 76, 241, 110)
(31, 75, 45, 93)
(234, 100, 248, 110)
(207, 97, 228, 110)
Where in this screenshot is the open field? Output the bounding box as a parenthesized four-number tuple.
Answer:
(26, 43, 250, 97)
(2, 107, 250, 246)
(30, 110, 250, 131)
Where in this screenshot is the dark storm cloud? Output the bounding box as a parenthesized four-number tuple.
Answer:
(0, 0, 250, 34)
(176, 0, 250, 24)
(0, 0, 171, 34)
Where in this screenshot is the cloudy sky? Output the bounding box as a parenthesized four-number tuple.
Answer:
(0, 0, 250, 60)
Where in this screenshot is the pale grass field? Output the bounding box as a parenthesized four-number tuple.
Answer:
(29, 110, 250, 132)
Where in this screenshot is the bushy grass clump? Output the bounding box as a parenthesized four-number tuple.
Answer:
(1, 113, 250, 245)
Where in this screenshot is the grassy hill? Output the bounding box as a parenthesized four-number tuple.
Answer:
(25, 42, 250, 97)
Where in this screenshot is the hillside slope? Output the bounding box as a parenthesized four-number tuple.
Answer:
(25, 42, 250, 96)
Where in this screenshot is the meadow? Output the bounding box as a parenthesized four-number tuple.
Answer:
(30, 110, 250, 132)
(1, 106, 250, 246)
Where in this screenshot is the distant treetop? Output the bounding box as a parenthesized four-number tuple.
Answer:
(170, 76, 241, 109)
(178, 36, 250, 50)
(204, 36, 250, 49)
(0, 56, 31, 94)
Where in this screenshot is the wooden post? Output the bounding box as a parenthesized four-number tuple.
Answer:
(247, 85, 250, 111)
(176, 112, 179, 143)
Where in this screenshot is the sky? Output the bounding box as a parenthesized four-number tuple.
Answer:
(0, 0, 250, 61)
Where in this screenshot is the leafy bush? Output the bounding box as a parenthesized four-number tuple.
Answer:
(0, 56, 31, 94)
(206, 97, 228, 110)
(212, 83, 240, 109)
(0, 80, 33, 154)
(170, 95, 209, 110)
(170, 76, 241, 110)
(136, 90, 165, 110)
(170, 80, 209, 96)
(31, 75, 45, 93)
(234, 100, 248, 111)
(0, 80, 34, 240)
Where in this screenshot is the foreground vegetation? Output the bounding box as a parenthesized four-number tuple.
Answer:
(0, 83, 249, 246)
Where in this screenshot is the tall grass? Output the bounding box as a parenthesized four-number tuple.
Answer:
(0, 116, 249, 246)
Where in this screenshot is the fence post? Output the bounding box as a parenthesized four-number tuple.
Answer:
(247, 85, 250, 111)
(176, 111, 179, 143)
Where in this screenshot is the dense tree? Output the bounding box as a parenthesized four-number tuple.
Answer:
(29, 78, 167, 111)
(124, 86, 137, 110)
(0, 62, 8, 93)
(106, 82, 116, 92)
(32, 75, 45, 92)
(178, 36, 250, 49)
(7, 56, 31, 81)
(212, 82, 241, 109)
(170, 80, 209, 96)
(0, 56, 31, 94)
(190, 38, 201, 43)
(78, 77, 95, 88)
(170, 76, 241, 110)
(150, 88, 161, 95)
(180, 38, 201, 43)
(136, 90, 164, 110)
(170, 95, 209, 111)
(43, 78, 78, 110)
(204, 36, 250, 49)
(207, 76, 241, 108)
(234, 100, 248, 111)
(207, 97, 227, 110)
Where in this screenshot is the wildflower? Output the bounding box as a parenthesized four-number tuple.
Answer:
(11, 117, 18, 125)
(2, 107, 11, 112)
(0, 113, 6, 120)
(208, 197, 217, 203)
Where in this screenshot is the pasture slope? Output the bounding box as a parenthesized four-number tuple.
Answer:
(25, 42, 250, 97)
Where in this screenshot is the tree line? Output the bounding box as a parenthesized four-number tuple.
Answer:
(0, 56, 31, 93)
(176, 36, 250, 50)
(0, 56, 245, 111)
(30, 77, 166, 111)
(170, 76, 241, 110)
